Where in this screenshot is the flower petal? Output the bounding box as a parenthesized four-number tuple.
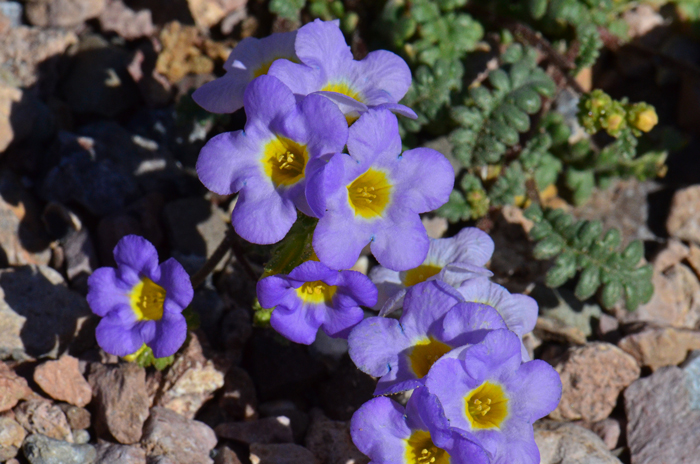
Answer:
(508, 359, 562, 422)
(295, 19, 350, 73)
(388, 147, 454, 213)
(352, 50, 412, 105)
(192, 71, 249, 114)
(95, 306, 143, 357)
(86, 267, 131, 317)
(196, 129, 263, 195)
(113, 235, 160, 281)
(437, 302, 507, 347)
(313, 209, 372, 270)
(399, 280, 464, 338)
(270, 299, 323, 345)
(232, 183, 298, 245)
(149, 311, 187, 358)
(347, 109, 402, 167)
(371, 214, 430, 271)
(348, 316, 413, 378)
(350, 397, 410, 463)
(156, 258, 193, 310)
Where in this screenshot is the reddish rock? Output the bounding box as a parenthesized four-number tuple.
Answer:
(58, 404, 91, 431)
(215, 416, 293, 445)
(186, 0, 246, 29)
(25, 0, 106, 27)
(0, 362, 30, 412)
(94, 442, 147, 464)
(141, 407, 217, 464)
(618, 326, 700, 371)
(666, 185, 700, 244)
(549, 342, 640, 422)
(14, 399, 73, 442)
(535, 421, 622, 464)
(0, 414, 25, 461)
(34, 355, 92, 407)
(99, 0, 154, 40)
(89, 362, 149, 444)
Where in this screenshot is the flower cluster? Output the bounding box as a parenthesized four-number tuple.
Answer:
(85, 18, 561, 464)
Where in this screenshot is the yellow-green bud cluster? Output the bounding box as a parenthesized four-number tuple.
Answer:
(578, 90, 658, 138)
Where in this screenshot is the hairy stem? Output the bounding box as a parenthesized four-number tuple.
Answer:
(189, 228, 258, 289)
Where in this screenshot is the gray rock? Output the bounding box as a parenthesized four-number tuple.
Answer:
(532, 286, 602, 339)
(625, 364, 700, 463)
(249, 443, 318, 464)
(89, 363, 150, 444)
(141, 407, 217, 464)
(304, 409, 368, 464)
(94, 442, 147, 464)
(258, 401, 308, 444)
(72, 429, 90, 444)
(15, 399, 73, 442)
(213, 446, 242, 464)
(98, 0, 154, 40)
(0, 265, 91, 360)
(58, 404, 91, 431)
(534, 421, 622, 464)
(215, 417, 293, 445)
(219, 366, 257, 421)
(22, 433, 97, 464)
(0, 2, 22, 28)
(25, 0, 106, 27)
(667, 185, 700, 244)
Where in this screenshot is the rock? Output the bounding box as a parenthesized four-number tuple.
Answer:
(534, 420, 622, 464)
(689, 244, 700, 278)
(304, 409, 368, 464)
(0, 83, 40, 153)
(218, 366, 257, 421)
(667, 185, 700, 244)
(421, 216, 448, 239)
(215, 417, 293, 445)
(318, 357, 375, 421)
(533, 286, 602, 339)
(0, 265, 91, 361)
(156, 22, 215, 84)
(550, 342, 640, 422)
(249, 444, 317, 464)
(60, 39, 140, 118)
(154, 333, 227, 419)
(0, 415, 25, 461)
(163, 197, 229, 272)
(214, 446, 242, 464)
(99, 0, 154, 40)
(0, 170, 51, 266)
(140, 407, 217, 464)
(94, 442, 147, 464)
(187, 0, 246, 29)
(534, 317, 587, 346)
(34, 355, 92, 407)
(14, 400, 73, 442)
(651, 239, 689, 271)
(22, 433, 96, 464)
(57, 404, 91, 431)
(623, 4, 664, 38)
(88, 363, 150, 444)
(625, 365, 700, 463)
(190, 283, 226, 345)
(618, 326, 700, 370)
(72, 429, 90, 444)
(25, 0, 106, 27)
(576, 418, 621, 450)
(0, 2, 23, 29)
(258, 401, 308, 444)
(0, 362, 31, 411)
(0, 25, 77, 88)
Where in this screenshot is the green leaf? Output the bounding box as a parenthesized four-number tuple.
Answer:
(601, 281, 623, 309)
(263, 214, 318, 278)
(575, 265, 601, 300)
(269, 0, 305, 20)
(534, 236, 564, 259)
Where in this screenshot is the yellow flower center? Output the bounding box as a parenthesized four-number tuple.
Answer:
(130, 277, 166, 321)
(405, 430, 450, 464)
(321, 82, 363, 103)
(465, 381, 509, 429)
(262, 137, 308, 187)
(296, 280, 337, 305)
(409, 337, 453, 379)
(123, 343, 148, 361)
(402, 264, 443, 287)
(347, 169, 391, 219)
(253, 60, 274, 78)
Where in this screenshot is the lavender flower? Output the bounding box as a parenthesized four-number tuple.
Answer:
(86, 235, 193, 358)
(306, 108, 453, 271)
(424, 329, 562, 464)
(197, 75, 348, 245)
(192, 31, 297, 114)
(348, 280, 507, 395)
(268, 19, 416, 123)
(350, 387, 491, 464)
(257, 260, 377, 344)
(372, 227, 495, 315)
(457, 278, 538, 361)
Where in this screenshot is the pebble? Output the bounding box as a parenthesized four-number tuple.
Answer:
(215, 416, 294, 445)
(666, 185, 700, 244)
(140, 407, 217, 464)
(549, 342, 640, 422)
(98, 0, 154, 40)
(34, 355, 92, 407)
(214, 446, 242, 464)
(22, 433, 97, 464)
(318, 357, 376, 421)
(249, 443, 318, 464)
(218, 366, 258, 421)
(0, 265, 91, 360)
(14, 399, 73, 442)
(25, 0, 106, 27)
(187, 0, 246, 29)
(58, 404, 91, 430)
(94, 442, 147, 464)
(304, 409, 368, 464)
(0, 362, 31, 411)
(625, 362, 700, 463)
(258, 401, 308, 444)
(88, 362, 150, 444)
(0, 415, 25, 461)
(618, 326, 700, 370)
(154, 333, 227, 420)
(535, 420, 622, 464)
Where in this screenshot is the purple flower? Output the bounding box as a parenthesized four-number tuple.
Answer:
(192, 31, 297, 114)
(257, 260, 377, 345)
(306, 109, 454, 271)
(350, 387, 491, 464)
(197, 75, 348, 245)
(457, 278, 538, 361)
(348, 280, 507, 395)
(86, 235, 193, 358)
(372, 227, 495, 314)
(424, 329, 562, 464)
(268, 19, 416, 123)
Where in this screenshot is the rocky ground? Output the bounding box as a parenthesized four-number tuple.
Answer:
(1, 0, 700, 463)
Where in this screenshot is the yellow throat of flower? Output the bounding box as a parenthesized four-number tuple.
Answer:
(262, 137, 308, 187)
(409, 337, 452, 379)
(347, 169, 391, 219)
(405, 430, 450, 464)
(296, 280, 337, 305)
(465, 381, 509, 429)
(130, 277, 166, 321)
(321, 82, 363, 103)
(402, 264, 443, 287)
